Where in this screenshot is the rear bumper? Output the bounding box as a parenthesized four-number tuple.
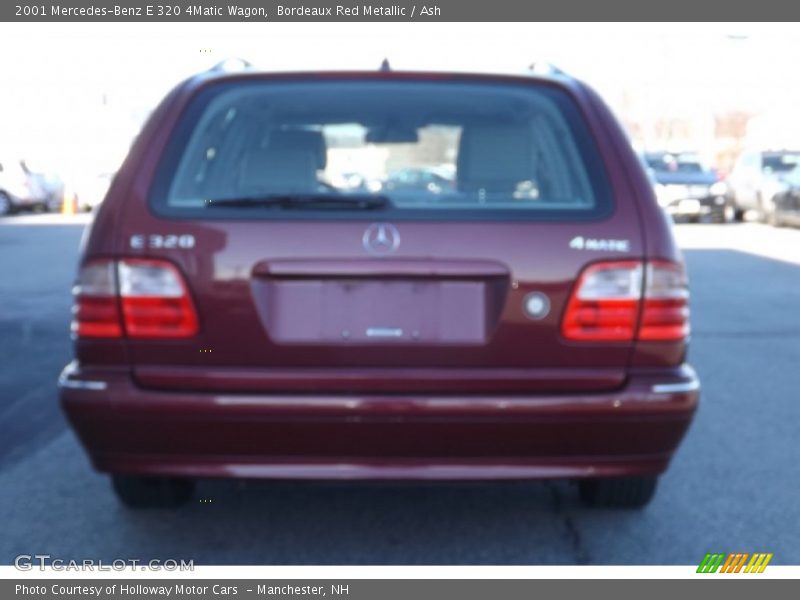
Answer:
(59, 362, 699, 481)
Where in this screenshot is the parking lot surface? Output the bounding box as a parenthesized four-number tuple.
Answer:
(1, 215, 798, 565)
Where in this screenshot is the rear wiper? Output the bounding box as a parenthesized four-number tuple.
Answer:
(205, 193, 390, 210)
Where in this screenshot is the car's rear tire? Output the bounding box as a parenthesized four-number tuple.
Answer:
(111, 475, 195, 509)
(715, 202, 736, 224)
(725, 194, 745, 222)
(578, 476, 658, 508)
(0, 192, 13, 216)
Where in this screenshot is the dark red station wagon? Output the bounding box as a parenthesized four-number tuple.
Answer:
(59, 67, 699, 509)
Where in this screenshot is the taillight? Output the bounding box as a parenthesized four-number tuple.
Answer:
(118, 259, 198, 338)
(639, 261, 690, 341)
(71, 258, 198, 339)
(562, 261, 642, 341)
(562, 260, 689, 342)
(72, 260, 122, 338)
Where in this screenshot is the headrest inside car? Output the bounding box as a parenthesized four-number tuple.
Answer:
(457, 123, 533, 193)
(239, 130, 324, 194)
(270, 129, 328, 170)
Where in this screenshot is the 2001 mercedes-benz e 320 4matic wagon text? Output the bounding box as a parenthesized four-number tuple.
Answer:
(59, 67, 699, 509)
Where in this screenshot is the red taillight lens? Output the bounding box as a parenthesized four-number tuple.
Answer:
(72, 260, 122, 338)
(72, 258, 198, 339)
(639, 261, 690, 341)
(118, 259, 198, 338)
(562, 260, 689, 343)
(562, 261, 642, 341)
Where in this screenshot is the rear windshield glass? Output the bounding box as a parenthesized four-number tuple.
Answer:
(762, 153, 800, 173)
(150, 79, 612, 221)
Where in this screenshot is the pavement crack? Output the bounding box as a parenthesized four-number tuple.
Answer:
(546, 482, 591, 565)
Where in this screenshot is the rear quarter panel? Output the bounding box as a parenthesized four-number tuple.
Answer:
(578, 84, 686, 367)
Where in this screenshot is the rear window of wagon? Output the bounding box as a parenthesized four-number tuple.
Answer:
(149, 78, 614, 222)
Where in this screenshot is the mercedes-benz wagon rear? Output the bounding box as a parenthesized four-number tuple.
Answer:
(60, 69, 699, 508)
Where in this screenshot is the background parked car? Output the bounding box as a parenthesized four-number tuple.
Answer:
(644, 151, 731, 223)
(21, 160, 65, 212)
(726, 149, 800, 223)
(0, 156, 50, 216)
(770, 165, 800, 228)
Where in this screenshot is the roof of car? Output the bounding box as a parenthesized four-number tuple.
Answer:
(181, 66, 584, 96)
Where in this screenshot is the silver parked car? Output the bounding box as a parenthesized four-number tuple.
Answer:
(0, 157, 50, 216)
(726, 150, 800, 223)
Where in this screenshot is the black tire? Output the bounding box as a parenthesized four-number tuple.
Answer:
(111, 475, 195, 509)
(714, 202, 736, 224)
(726, 194, 746, 222)
(578, 476, 658, 508)
(0, 192, 13, 216)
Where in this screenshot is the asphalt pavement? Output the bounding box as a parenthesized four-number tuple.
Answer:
(1, 215, 798, 565)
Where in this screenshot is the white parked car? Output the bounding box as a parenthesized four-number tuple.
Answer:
(0, 157, 51, 216)
(727, 150, 800, 222)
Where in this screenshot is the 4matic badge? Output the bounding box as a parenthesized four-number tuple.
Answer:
(569, 236, 630, 253)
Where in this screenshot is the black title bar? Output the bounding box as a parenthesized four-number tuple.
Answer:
(5, 0, 800, 21)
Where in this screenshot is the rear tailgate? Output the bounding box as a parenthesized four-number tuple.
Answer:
(103, 73, 646, 394)
(120, 218, 642, 393)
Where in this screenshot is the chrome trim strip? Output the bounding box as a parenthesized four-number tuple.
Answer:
(58, 377, 107, 391)
(651, 380, 700, 394)
(366, 327, 404, 338)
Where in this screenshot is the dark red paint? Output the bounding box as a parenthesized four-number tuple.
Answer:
(60, 70, 698, 481)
